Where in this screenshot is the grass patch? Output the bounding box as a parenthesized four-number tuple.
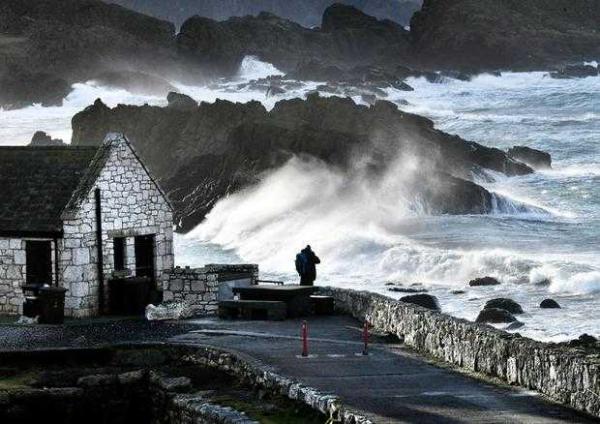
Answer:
(0, 371, 36, 390)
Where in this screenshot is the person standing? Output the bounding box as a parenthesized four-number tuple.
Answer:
(295, 245, 321, 286)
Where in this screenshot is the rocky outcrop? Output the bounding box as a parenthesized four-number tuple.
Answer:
(550, 64, 599, 79)
(105, 0, 422, 28)
(29, 131, 65, 146)
(469, 276, 501, 287)
(0, 0, 181, 109)
(176, 4, 414, 76)
(167, 92, 198, 111)
(484, 298, 524, 315)
(411, 0, 600, 71)
(507, 146, 552, 170)
(72, 94, 532, 231)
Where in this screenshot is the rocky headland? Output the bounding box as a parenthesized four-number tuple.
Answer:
(72, 93, 533, 232)
(2, 1, 599, 109)
(0, 0, 181, 109)
(105, 0, 423, 28)
(410, 0, 600, 71)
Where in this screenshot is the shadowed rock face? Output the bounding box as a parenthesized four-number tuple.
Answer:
(104, 0, 423, 28)
(72, 94, 532, 232)
(411, 0, 600, 71)
(0, 0, 180, 109)
(176, 4, 414, 76)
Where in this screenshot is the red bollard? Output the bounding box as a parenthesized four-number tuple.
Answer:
(301, 321, 309, 357)
(362, 320, 369, 356)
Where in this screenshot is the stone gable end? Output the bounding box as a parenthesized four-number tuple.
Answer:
(61, 136, 174, 317)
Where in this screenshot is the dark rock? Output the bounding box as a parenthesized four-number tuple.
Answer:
(167, 92, 198, 111)
(411, 0, 600, 71)
(399, 294, 440, 311)
(505, 321, 525, 330)
(469, 276, 501, 287)
(106, 0, 422, 29)
(72, 94, 533, 232)
(568, 334, 598, 348)
(29, 131, 65, 146)
(475, 308, 517, 324)
(0, 0, 179, 109)
(176, 4, 413, 76)
(540, 299, 561, 309)
(550, 64, 599, 79)
(484, 298, 524, 314)
(507, 146, 552, 170)
(450, 290, 466, 295)
(361, 94, 377, 106)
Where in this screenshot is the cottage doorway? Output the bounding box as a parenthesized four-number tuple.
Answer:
(134, 235, 155, 279)
(26, 240, 52, 286)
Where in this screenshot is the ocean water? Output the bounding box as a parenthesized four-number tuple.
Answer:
(1, 57, 598, 341)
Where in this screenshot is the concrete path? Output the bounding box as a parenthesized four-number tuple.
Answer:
(170, 315, 599, 424)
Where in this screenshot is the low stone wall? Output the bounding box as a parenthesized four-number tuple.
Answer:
(0, 238, 26, 315)
(320, 287, 600, 419)
(180, 345, 373, 424)
(160, 264, 258, 317)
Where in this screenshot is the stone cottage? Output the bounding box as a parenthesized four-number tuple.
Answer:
(0, 133, 174, 317)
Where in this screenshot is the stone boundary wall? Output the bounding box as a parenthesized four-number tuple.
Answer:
(179, 344, 374, 424)
(161, 264, 258, 316)
(320, 287, 600, 419)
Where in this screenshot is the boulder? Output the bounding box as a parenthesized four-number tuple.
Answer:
(399, 294, 440, 311)
(469, 276, 501, 287)
(167, 92, 198, 111)
(540, 299, 561, 309)
(507, 146, 552, 170)
(484, 298, 524, 314)
(29, 131, 65, 146)
(475, 308, 517, 324)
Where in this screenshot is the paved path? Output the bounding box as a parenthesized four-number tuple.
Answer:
(171, 315, 599, 424)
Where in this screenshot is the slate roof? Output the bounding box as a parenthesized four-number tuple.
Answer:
(0, 146, 100, 236)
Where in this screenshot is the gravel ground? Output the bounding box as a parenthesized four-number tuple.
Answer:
(0, 317, 201, 351)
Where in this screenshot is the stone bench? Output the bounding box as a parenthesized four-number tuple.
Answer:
(218, 300, 287, 321)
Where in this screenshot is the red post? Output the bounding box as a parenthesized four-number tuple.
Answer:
(362, 320, 369, 356)
(301, 320, 309, 357)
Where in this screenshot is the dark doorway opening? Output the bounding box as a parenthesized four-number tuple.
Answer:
(26, 240, 52, 286)
(134, 235, 155, 279)
(113, 237, 126, 271)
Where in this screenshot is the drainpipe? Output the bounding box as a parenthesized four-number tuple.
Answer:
(95, 188, 105, 314)
(53, 237, 59, 287)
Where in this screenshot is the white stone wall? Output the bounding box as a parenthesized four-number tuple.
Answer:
(0, 238, 26, 314)
(161, 264, 259, 317)
(61, 136, 174, 317)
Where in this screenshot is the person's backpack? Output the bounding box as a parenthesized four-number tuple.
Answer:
(295, 252, 307, 274)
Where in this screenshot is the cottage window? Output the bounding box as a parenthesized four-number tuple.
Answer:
(113, 237, 127, 271)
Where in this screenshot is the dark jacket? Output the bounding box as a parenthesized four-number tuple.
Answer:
(295, 247, 321, 282)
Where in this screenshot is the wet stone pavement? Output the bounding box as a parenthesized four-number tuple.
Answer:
(0, 317, 199, 350)
(1, 314, 599, 423)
